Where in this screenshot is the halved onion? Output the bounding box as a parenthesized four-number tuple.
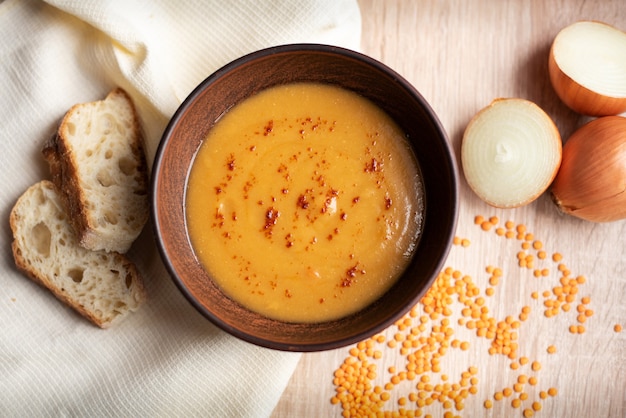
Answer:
(549, 20, 626, 116)
(461, 98, 562, 208)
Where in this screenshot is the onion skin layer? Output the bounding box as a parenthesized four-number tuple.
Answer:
(551, 116, 626, 222)
(548, 21, 626, 116)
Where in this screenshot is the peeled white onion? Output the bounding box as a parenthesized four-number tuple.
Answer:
(551, 116, 626, 222)
(461, 98, 562, 208)
(549, 20, 626, 116)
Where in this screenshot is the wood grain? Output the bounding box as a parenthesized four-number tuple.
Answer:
(272, 1, 625, 417)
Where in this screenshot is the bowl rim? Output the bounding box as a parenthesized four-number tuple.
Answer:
(151, 43, 459, 351)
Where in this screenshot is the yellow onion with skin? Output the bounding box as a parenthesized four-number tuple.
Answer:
(549, 21, 626, 116)
(551, 116, 626, 222)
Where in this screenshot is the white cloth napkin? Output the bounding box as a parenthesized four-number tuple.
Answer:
(0, 0, 361, 416)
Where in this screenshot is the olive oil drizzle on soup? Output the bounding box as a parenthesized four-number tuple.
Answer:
(186, 83, 424, 323)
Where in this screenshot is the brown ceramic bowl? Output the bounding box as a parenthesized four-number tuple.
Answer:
(151, 44, 458, 351)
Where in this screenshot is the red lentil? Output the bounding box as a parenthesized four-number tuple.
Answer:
(330, 214, 605, 417)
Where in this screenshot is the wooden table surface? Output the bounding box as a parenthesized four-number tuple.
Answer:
(272, 1, 626, 417)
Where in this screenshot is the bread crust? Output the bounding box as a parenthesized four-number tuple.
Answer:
(43, 131, 86, 240)
(42, 88, 149, 253)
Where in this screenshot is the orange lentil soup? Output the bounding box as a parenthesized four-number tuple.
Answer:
(186, 82, 424, 323)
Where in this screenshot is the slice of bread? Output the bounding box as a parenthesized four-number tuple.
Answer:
(43, 88, 149, 253)
(10, 181, 147, 328)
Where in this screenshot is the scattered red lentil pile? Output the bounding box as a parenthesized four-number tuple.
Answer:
(330, 215, 622, 417)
